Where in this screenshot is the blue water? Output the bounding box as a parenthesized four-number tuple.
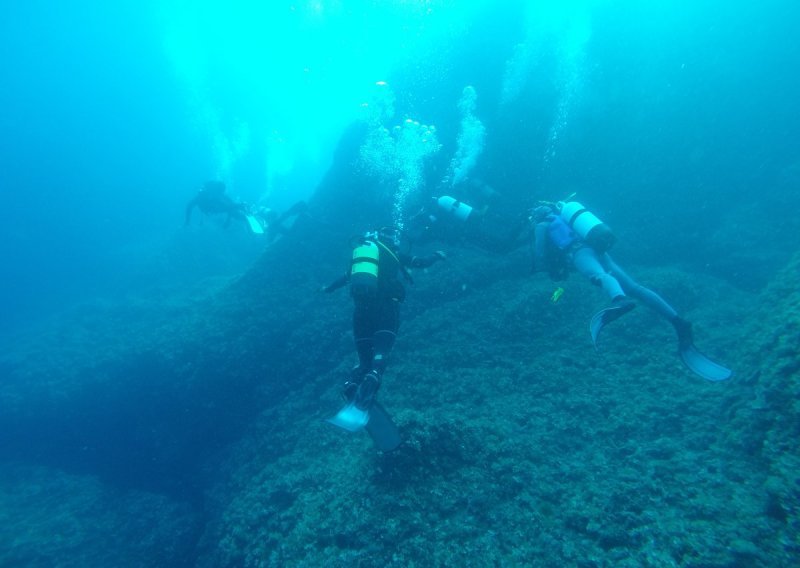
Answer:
(1, 1, 798, 565)
(2, 1, 797, 331)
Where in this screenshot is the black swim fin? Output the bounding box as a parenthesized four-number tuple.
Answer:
(589, 298, 636, 348)
(365, 402, 402, 452)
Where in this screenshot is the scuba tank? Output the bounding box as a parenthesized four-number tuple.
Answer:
(436, 195, 473, 222)
(350, 238, 380, 297)
(557, 201, 616, 253)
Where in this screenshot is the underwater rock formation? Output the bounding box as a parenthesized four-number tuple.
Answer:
(0, 130, 798, 565)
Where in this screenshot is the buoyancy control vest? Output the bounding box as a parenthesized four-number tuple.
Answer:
(557, 201, 616, 253)
(546, 215, 576, 249)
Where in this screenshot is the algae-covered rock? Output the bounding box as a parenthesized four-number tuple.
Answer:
(191, 247, 800, 567)
(0, 463, 200, 568)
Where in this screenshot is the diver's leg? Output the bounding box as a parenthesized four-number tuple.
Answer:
(578, 248, 637, 346)
(344, 302, 375, 401)
(601, 258, 730, 379)
(370, 299, 400, 376)
(355, 299, 399, 409)
(573, 246, 624, 301)
(603, 254, 695, 347)
(353, 302, 376, 370)
(604, 255, 678, 319)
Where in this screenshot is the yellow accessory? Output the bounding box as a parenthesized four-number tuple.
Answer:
(551, 287, 565, 303)
(351, 241, 379, 278)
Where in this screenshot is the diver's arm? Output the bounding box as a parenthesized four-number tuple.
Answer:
(503, 212, 534, 252)
(531, 222, 549, 273)
(402, 251, 446, 269)
(322, 273, 349, 293)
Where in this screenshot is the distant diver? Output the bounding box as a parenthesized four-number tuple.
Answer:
(406, 178, 527, 253)
(528, 199, 732, 381)
(184, 180, 253, 229)
(322, 226, 447, 450)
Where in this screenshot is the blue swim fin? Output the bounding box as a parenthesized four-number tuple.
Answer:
(673, 318, 732, 381)
(590, 298, 636, 348)
(680, 343, 732, 381)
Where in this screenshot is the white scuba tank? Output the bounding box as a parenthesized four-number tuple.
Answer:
(557, 201, 616, 252)
(436, 196, 473, 222)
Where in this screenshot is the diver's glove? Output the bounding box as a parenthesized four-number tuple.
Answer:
(434, 250, 447, 261)
(354, 372, 380, 410)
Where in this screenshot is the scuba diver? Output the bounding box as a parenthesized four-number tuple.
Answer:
(528, 198, 732, 381)
(184, 181, 249, 228)
(323, 226, 446, 450)
(406, 178, 527, 254)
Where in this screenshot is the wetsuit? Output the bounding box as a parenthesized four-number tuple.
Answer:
(185, 186, 247, 226)
(324, 239, 444, 406)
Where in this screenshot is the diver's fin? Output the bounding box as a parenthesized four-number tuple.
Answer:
(364, 402, 402, 452)
(590, 299, 636, 348)
(246, 215, 265, 234)
(326, 402, 369, 432)
(680, 344, 732, 381)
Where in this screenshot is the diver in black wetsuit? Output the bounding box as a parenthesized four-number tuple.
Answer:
(323, 226, 446, 410)
(185, 181, 248, 227)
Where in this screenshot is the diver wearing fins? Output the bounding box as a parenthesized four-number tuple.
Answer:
(322, 226, 446, 449)
(185, 180, 249, 228)
(528, 199, 732, 381)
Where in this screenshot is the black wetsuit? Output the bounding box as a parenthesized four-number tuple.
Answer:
(185, 186, 247, 226)
(324, 239, 443, 388)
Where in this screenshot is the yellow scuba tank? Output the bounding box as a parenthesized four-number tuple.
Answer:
(350, 239, 380, 297)
(557, 201, 616, 253)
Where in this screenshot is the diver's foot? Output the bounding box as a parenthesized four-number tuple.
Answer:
(354, 372, 380, 411)
(341, 363, 371, 401)
(341, 380, 360, 402)
(611, 295, 636, 310)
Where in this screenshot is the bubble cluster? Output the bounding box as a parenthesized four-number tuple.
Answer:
(448, 85, 485, 186)
(359, 82, 441, 229)
(208, 113, 251, 182)
(499, 2, 591, 165)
